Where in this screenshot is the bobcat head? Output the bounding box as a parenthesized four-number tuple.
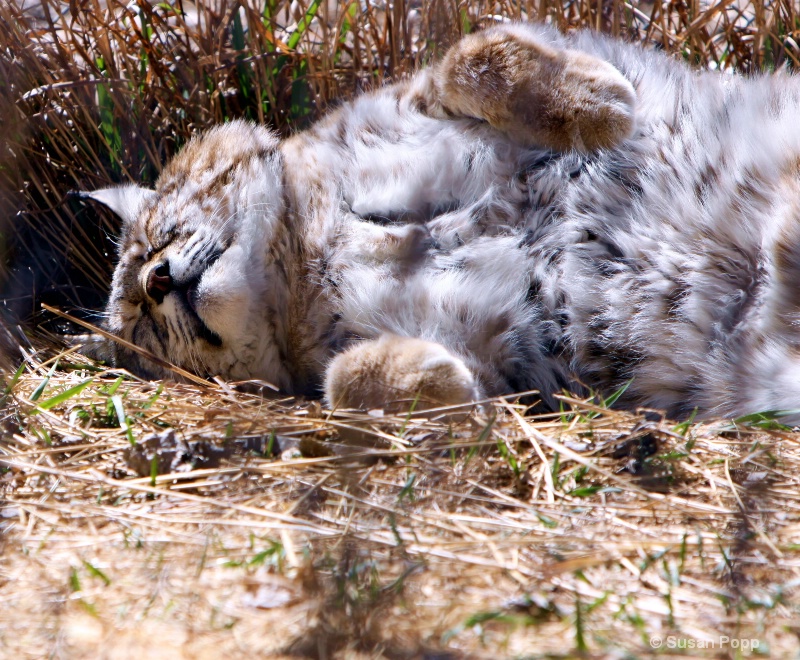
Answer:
(85, 122, 294, 389)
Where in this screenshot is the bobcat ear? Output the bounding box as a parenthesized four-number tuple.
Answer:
(75, 185, 156, 225)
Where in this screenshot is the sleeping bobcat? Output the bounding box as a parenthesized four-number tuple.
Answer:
(86, 23, 800, 420)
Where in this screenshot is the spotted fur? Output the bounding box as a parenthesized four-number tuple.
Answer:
(89, 23, 800, 420)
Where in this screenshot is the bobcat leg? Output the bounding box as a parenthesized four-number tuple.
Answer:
(431, 24, 636, 152)
(324, 334, 480, 411)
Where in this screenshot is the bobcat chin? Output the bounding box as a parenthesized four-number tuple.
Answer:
(86, 23, 800, 421)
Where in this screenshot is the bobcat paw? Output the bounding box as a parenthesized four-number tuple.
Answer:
(324, 335, 480, 412)
(435, 25, 636, 152)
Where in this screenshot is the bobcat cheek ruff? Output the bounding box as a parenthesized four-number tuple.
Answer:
(90, 23, 800, 420)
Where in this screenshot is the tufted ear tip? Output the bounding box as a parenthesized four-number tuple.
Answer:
(76, 185, 156, 225)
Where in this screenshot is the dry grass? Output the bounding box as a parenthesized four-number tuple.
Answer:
(4, 0, 800, 657)
(4, 346, 800, 658)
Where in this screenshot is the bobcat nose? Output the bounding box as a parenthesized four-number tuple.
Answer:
(146, 263, 172, 304)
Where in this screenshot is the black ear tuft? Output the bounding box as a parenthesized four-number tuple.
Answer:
(76, 185, 156, 225)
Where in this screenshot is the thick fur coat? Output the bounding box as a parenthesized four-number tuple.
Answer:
(89, 23, 800, 420)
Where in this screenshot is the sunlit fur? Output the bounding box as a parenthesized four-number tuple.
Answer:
(97, 23, 800, 420)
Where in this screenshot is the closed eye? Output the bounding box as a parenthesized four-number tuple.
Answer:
(151, 239, 175, 254)
(148, 225, 179, 254)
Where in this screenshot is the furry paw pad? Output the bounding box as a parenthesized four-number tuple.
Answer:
(324, 335, 480, 412)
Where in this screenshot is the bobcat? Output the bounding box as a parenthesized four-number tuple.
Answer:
(86, 23, 800, 421)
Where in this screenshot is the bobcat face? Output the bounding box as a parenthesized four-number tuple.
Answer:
(92, 122, 292, 387)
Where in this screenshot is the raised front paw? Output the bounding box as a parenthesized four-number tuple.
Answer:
(324, 334, 480, 412)
(435, 24, 636, 152)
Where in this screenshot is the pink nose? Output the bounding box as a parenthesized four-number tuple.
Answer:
(146, 263, 172, 303)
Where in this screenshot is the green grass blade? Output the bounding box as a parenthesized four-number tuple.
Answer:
(95, 57, 122, 174)
(111, 394, 135, 445)
(602, 378, 633, 408)
(30, 359, 60, 402)
(286, 0, 322, 51)
(31, 378, 93, 413)
(82, 560, 111, 586)
(3, 361, 26, 397)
